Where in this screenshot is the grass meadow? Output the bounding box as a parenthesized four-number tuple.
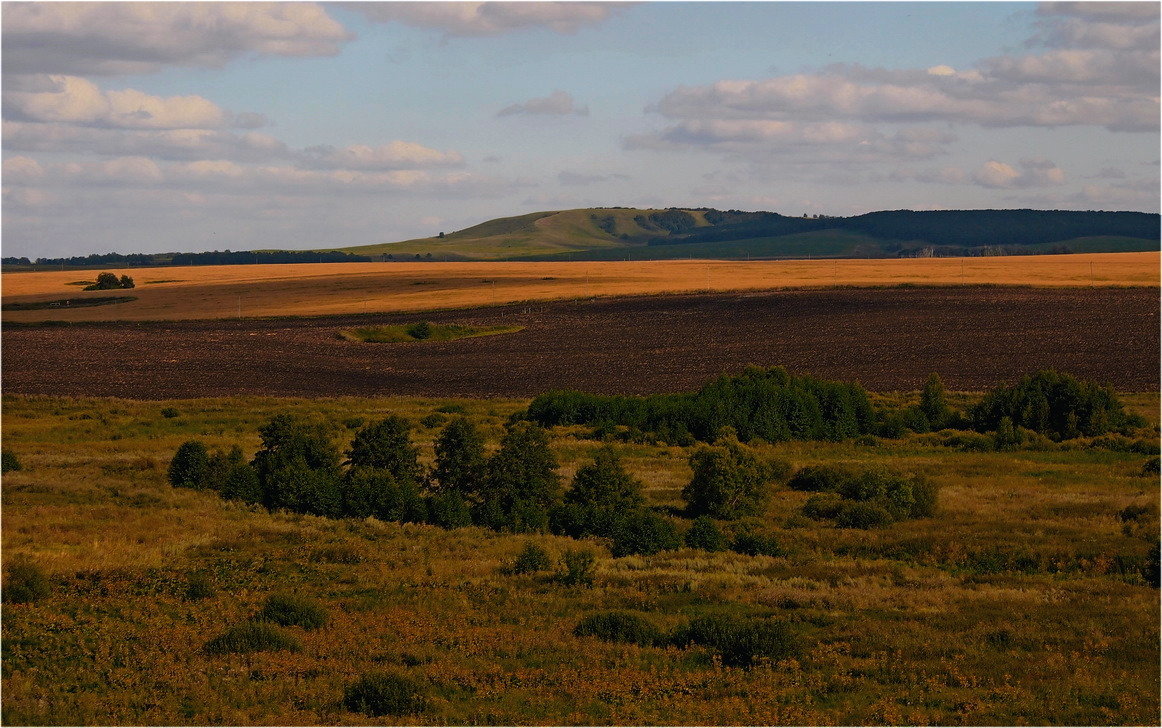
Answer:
(2, 392, 1158, 725)
(2, 252, 1157, 323)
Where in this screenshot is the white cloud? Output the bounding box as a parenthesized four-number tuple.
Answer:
(498, 90, 588, 117)
(972, 158, 1067, 189)
(345, 2, 620, 36)
(299, 142, 464, 170)
(2, 2, 351, 76)
(3, 75, 255, 130)
(2, 155, 45, 182)
(640, 4, 1159, 143)
(2, 122, 289, 162)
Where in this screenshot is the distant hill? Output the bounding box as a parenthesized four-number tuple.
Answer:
(326, 207, 1160, 261)
(5, 207, 1156, 270)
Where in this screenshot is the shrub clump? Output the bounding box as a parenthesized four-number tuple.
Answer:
(84, 271, 135, 290)
(729, 532, 784, 557)
(3, 560, 51, 604)
(510, 542, 553, 574)
(2, 448, 22, 474)
(672, 614, 799, 668)
(202, 621, 302, 655)
(257, 593, 328, 630)
(683, 435, 776, 519)
(684, 516, 727, 552)
(1141, 457, 1161, 477)
(609, 510, 682, 557)
(343, 671, 428, 717)
(574, 611, 663, 647)
(835, 501, 894, 529)
(557, 547, 597, 586)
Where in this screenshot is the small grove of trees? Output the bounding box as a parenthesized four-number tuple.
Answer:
(527, 366, 875, 445)
(682, 432, 791, 519)
(969, 370, 1143, 441)
(84, 272, 135, 290)
(168, 415, 690, 556)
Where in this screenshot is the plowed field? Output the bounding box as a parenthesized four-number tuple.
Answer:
(4, 287, 1157, 398)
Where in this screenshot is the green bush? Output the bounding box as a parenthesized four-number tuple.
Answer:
(511, 542, 553, 574)
(609, 510, 681, 557)
(343, 468, 427, 523)
(558, 548, 597, 586)
(420, 412, 446, 428)
(802, 492, 844, 520)
(919, 373, 953, 430)
(672, 614, 799, 668)
(729, 532, 784, 557)
(252, 415, 343, 513)
(684, 516, 727, 552)
(2, 448, 22, 474)
(683, 436, 773, 519)
(406, 321, 433, 340)
(343, 671, 428, 717)
(787, 464, 859, 493)
(427, 490, 472, 529)
(574, 611, 662, 647)
(257, 594, 328, 630)
(202, 621, 302, 655)
(3, 560, 50, 604)
(168, 440, 210, 488)
(835, 501, 893, 529)
(160, 407, 180, 419)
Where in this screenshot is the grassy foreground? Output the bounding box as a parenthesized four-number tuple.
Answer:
(2, 393, 1159, 725)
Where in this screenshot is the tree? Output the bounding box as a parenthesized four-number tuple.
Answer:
(251, 415, 342, 512)
(346, 416, 422, 483)
(433, 417, 486, 497)
(343, 468, 427, 522)
(919, 373, 952, 429)
(118, 274, 135, 289)
(682, 435, 773, 519)
(169, 440, 210, 489)
(552, 446, 648, 539)
(477, 422, 561, 532)
(85, 272, 122, 290)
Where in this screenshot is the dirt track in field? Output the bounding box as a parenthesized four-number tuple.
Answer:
(2, 287, 1158, 399)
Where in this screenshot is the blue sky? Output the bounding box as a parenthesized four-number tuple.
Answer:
(2, 1, 1158, 257)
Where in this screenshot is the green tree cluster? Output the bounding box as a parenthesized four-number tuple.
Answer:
(971, 370, 1142, 441)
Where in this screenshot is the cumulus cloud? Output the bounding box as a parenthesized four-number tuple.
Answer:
(627, 120, 956, 162)
(2, 75, 258, 130)
(639, 2, 1158, 154)
(344, 2, 620, 36)
(298, 142, 464, 170)
(498, 90, 588, 117)
(2, 122, 289, 162)
(7, 155, 513, 199)
(972, 158, 1067, 189)
(2, 2, 351, 76)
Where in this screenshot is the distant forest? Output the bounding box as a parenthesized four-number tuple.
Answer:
(3, 249, 371, 269)
(646, 208, 1160, 251)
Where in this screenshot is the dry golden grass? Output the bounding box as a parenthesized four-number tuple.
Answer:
(2, 391, 1159, 725)
(3, 252, 1157, 322)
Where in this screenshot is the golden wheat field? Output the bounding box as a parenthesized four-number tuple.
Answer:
(2, 252, 1157, 322)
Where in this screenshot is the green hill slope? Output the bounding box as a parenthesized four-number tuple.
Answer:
(325, 207, 1159, 261)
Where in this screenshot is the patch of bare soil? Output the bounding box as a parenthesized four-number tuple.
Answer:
(2, 287, 1157, 399)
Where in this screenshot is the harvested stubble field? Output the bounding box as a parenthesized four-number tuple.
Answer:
(1, 394, 1158, 725)
(2, 286, 1158, 399)
(1, 252, 1157, 323)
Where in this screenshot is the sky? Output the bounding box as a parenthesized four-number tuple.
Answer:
(2, 1, 1159, 258)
